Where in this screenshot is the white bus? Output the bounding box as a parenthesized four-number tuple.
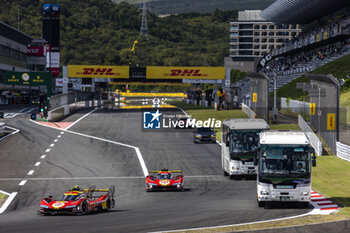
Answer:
(257, 131, 316, 207)
(221, 118, 269, 179)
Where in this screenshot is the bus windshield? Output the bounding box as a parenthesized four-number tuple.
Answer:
(229, 130, 260, 160)
(259, 145, 311, 177)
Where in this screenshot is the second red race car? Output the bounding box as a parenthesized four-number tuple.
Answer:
(38, 185, 115, 215)
(145, 169, 184, 191)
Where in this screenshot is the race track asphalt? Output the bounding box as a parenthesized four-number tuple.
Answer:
(0, 106, 314, 233)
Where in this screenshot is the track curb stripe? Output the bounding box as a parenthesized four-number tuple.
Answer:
(0, 192, 17, 214)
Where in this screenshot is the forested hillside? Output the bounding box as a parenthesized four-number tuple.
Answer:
(0, 0, 237, 67)
(113, 0, 274, 15)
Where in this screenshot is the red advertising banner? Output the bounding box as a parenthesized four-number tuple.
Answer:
(27, 46, 45, 56)
(50, 67, 60, 77)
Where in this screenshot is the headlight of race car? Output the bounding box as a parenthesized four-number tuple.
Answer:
(211, 134, 216, 138)
(301, 192, 309, 196)
(195, 134, 201, 138)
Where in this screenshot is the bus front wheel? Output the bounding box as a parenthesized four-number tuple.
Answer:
(258, 201, 265, 207)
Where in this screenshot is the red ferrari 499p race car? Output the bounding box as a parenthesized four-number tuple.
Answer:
(145, 169, 184, 191)
(38, 185, 115, 215)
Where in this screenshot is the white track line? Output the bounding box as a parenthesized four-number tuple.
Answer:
(65, 108, 97, 130)
(45, 149, 51, 153)
(30, 109, 149, 177)
(27, 170, 35, 176)
(19, 107, 28, 113)
(154, 209, 319, 233)
(34, 162, 41, 167)
(65, 129, 148, 177)
(50, 144, 55, 147)
(135, 147, 148, 176)
(0, 190, 10, 196)
(18, 180, 27, 186)
(57, 135, 61, 138)
(54, 139, 58, 142)
(0, 192, 17, 214)
(178, 107, 191, 118)
(25, 107, 36, 113)
(40, 155, 46, 159)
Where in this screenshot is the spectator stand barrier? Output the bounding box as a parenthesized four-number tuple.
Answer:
(242, 103, 256, 119)
(298, 115, 323, 156)
(336, 142, 350, 162)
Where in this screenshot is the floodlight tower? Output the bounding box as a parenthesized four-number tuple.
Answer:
(140, 0, 149, 37)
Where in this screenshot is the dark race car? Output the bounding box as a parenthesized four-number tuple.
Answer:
(38, 185, 115, 215)
(175, 117, 192, 129)
(145, 169, 184, 191)
(193, 127, 217, 143)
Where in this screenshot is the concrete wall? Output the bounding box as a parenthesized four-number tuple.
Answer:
(224, 57, 258, 73)
(48, 99, 102, 122)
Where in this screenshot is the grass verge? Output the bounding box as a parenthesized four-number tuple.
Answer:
(0, 193, 4, 203)
(270, 124, 301, 130)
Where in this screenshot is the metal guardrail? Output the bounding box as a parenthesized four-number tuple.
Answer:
(336, 141, 350, 162)
(298, 115, 322, 156)
(242, 103, 256, 119)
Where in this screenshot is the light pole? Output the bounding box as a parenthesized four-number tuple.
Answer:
(272, 72, 278, 122)
(265, 66, 278, 122)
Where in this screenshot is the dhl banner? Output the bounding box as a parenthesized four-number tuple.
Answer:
(146, 66, 225, 80)
(327, 113, 336, 131)
(252, 93, 257, 103)
(68, 65, 129, 78)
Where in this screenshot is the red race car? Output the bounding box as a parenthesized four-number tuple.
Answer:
(145, 169, 184, 191)
(38, 185, 115, 215)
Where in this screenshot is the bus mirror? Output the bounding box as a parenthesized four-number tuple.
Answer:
(309, 147, 316, 167)
(254, 149, 260, 166)
(226, 138, 229, 147)
(312, 154, 317, 167)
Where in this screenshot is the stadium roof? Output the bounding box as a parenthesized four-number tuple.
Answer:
(261, 0, 350, 24)
(0, 21, 32, 45)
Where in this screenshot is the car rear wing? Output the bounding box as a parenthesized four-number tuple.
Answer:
(84, 185, 115, 197)
(148, 170, 183, 173)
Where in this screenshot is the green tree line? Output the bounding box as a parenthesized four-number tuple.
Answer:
(0, 0, 237, 68)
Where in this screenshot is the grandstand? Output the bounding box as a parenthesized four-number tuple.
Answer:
(258, 0, 350, 92)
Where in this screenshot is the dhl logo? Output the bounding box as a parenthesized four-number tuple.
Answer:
(165, 69, 208, 77)
(68, 65, 129, 78)
(77, 68, 120, 76)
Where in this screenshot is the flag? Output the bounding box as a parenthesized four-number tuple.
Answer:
(131, 40, 138, 52)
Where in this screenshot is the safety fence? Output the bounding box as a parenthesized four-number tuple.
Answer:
(298, 115, 323, 156)
(242, 103, 256, 119)
(336, 141, 350, 162)
(281, 97, 310, 116)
